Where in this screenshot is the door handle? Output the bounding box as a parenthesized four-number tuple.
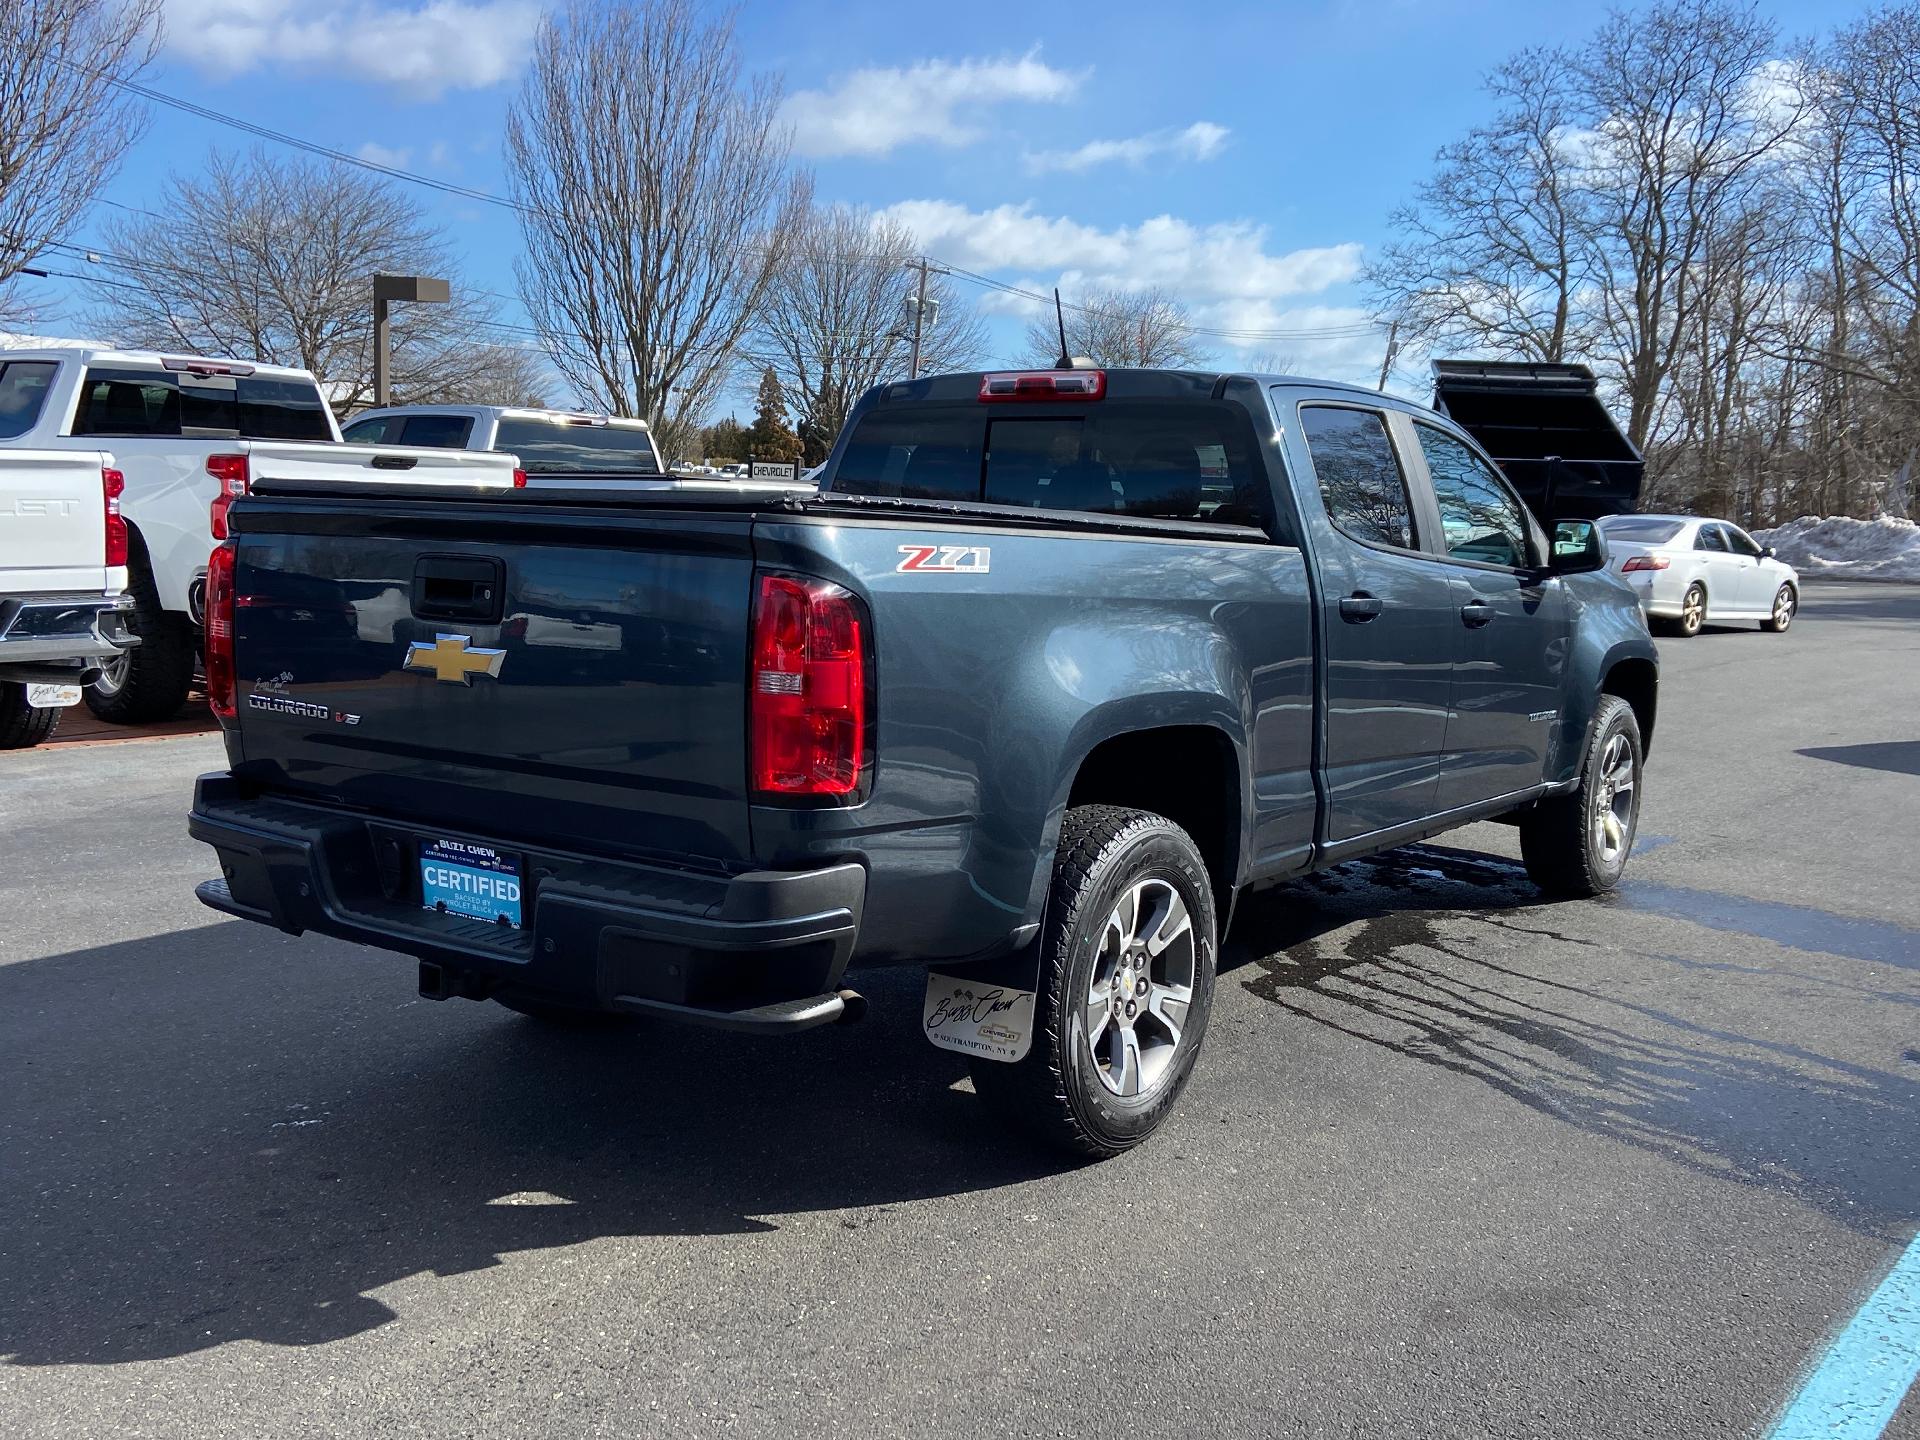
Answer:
(1338, 592, 1384, 622)
(1461, 599, 1495, 628)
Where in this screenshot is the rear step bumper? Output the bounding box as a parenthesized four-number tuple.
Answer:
(0, 592, 137, 683)
(188, 773, 865, 1034)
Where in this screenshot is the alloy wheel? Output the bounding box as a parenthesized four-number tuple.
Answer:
(1590, 732, 1637, 866)
(1681, 586, 1705, 635)
(1082, 878, 1196, 1100)
(91, 652, 129, 696)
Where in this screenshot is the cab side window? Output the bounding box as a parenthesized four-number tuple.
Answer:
(341, 416, 394, 444)
(1724, 526, 1762, 558)
(1299, 405, 1413, 550)
(1695, 525, 1728, 553)
(1415, 424, 1531, 569)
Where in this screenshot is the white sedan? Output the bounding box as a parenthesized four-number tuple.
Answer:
(1598, 514, 1801, 637)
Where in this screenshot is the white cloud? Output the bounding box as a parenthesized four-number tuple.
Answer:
(356, 141, 411, 168)
(876, 200, 1363, 304)
(161, 0, 540, 98)
(876, 201, 1380, 377)
(1023, 122, 1229, 175)
(782, 50, 1083, 158)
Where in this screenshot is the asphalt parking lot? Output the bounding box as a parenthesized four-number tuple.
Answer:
(2, 581, 1915, 1440)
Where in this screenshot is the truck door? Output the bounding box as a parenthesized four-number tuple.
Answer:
(1287, 401, 1457, 843)
(1403, 419, 1570, 809)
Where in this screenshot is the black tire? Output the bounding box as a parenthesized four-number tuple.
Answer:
(85, 537, 194, 725)
(1518, 695, 1643, 899)
(968, 805, 1217, 1159)
(493, 991, 642, 1028)
(1761, 583, 1796, 633)
(0, 684, 62, 749)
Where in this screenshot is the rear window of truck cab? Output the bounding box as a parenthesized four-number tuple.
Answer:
(495, 418, 662, 475)
(832, 401, 1272, 529)
(0, 361, 56, 439)
(71, 366, 332, 441)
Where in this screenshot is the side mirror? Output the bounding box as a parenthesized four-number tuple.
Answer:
(1761, 545, 1777, 559)
(1549, 519, 1608, 576)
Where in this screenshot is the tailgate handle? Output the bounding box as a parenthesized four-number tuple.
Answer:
(371, 453, 418, 470)
(413, 556, 504, 623)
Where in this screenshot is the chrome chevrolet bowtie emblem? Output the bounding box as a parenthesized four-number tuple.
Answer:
(404, 633, 506, 685)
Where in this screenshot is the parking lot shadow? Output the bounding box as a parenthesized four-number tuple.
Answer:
(1797, 740, 1920, 778)
(1225, 843, 1920, 1238)
(0, 923, 1057, 1367)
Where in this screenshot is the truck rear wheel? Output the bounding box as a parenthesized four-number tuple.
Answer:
(968, 805, 1217, 1159)
(1518, 695, 1643, 898)
(0, 684, 62, 749)
(85, 541, 194, 725)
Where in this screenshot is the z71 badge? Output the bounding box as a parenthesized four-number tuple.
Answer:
(897, 543, 991, 574)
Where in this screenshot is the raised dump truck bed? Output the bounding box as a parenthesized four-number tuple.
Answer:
(1431, 360, 1644, 522)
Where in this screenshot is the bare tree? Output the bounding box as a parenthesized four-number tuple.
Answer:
(1021, 288, 1208, 368)
(1369, 49, 1592, 365)
(88, 149, 543, 410)
(1575, 1, 1806, 453)
(0, 0, 161, 321)
(1822, 4, 1920, 516)
(506, 0, 808, 457)
(759, 206, 986, 461)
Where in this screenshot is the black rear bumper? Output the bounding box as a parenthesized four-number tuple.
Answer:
(188, 774, 865, 1032)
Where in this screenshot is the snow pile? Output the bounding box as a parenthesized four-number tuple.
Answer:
(1753, 514, 1920, 581)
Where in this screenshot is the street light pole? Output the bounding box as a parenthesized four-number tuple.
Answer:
(372, 273, 450, 405)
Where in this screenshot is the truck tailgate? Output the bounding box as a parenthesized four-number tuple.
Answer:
(0, 448, 113, 592)
(229, 495, 755, 868)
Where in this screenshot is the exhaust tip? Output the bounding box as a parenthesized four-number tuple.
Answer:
(834, 987, 867, 1025)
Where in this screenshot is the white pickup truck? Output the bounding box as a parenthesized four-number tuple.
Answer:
(0, 422, 135, 747)
(0, 344, 518, 723)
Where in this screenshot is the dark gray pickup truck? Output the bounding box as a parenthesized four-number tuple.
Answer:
(189, 367, 1658, 1156)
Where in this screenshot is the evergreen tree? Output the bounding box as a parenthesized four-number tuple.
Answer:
(746, 368, 802, 462)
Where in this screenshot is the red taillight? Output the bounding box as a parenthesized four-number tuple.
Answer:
(207, 453, 250, 539)
(750, 573, 868, 798)
(978, 370, 1106, 403)
(1621, 555, 1670, 572)
(512, 467, 527, 489)
(204, 541, 237, 720)
(102, 466, 127, 567)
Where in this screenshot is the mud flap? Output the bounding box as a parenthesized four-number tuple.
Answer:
(920, 940, 1042, 1064)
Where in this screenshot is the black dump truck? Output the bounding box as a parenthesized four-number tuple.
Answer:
(190, 366, 1657, 1157)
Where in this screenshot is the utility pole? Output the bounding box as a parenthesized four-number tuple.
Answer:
(1376, 320, 1401, 392)
(907, 257, 931, 380)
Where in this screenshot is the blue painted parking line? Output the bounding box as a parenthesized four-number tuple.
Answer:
(1767, 1230, 1920, 1440)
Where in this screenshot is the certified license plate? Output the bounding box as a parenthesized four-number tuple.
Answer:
(420, 838, 523, 927)
(26, 684, 80, 710)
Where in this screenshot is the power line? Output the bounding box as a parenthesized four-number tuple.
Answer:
(78, 68, 1381, 347)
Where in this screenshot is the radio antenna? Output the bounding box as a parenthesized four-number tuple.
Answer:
(1053, 289, 1071, 369)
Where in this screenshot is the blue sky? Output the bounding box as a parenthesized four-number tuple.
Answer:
(27, 0, 1860, 410)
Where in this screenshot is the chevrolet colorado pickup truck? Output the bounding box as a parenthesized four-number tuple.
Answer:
(188, 367, 1658, 1157)
(0, 343, 517, 725)
(0, 436, 134, 747)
